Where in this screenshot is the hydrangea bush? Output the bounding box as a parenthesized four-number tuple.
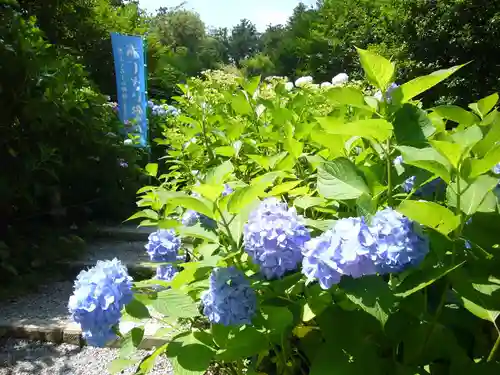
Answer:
(71, 48, 500, 374)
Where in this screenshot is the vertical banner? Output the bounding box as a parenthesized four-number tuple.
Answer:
(110, 32, 148, 147)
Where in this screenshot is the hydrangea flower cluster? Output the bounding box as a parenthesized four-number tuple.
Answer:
(395, 156, 445, 196)
(302, 208, 429, 289)
(331, 73, 349, 86)
(201, 267, 257, 326)
(147, 100, 179, 117)
(145, 229, 182, 262)
(493, 162, 500, 175)
(295, 76, 313, 87)
(181, 209, 216, 228)
(375, 82, 399, 103)
(369, 208, 429, 273)
(243, 198, 311, 279)
(302, 217, 376, 289)
(155, 264, 179, 282)
(68, 259, 133, 347)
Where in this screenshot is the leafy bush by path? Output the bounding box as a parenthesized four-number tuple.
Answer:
(0, 3, 144, 277)
(72, 48, 500, 374)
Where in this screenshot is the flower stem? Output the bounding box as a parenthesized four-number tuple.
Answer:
(385, 139, 393, 207)
(487, 330, 500, 362)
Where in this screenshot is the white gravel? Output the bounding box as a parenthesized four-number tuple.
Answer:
(83, 240, 149, 265)
(0, 339, 172, 375)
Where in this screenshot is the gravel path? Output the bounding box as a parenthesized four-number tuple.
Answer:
(0, 339, 172, 375)
(82, 240, 149, 265)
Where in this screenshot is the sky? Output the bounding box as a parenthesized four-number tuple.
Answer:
(137, 0, 316, 31)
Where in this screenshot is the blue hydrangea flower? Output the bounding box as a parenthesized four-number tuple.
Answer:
(302, 217, 377, 290)
(68, 259, 133, 347)
(369, 208, 429, 274)
(201, 267, 257, 326)
(145, 229, 182, 262)
(181, 210, 216, 229)
(393, 155, 403, 166)
(155, 264, 178, 281)
(492, 162, 500, 175)
(243, 198, 311, 279)
(402, 176, 416, 193)
(222, 184, 233, 197)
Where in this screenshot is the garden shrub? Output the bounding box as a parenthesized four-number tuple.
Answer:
(0, 3, 143, 278)
(70, 48, 500, 375)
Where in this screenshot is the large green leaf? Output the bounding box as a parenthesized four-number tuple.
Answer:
(152, 289, 199, 318)
(120, 327, 144, 358)
(447, 175, 499, 216)
(469, 93, 499, 119)
(430, 140, 464, 169)
(355, 47, 395, 90)
(469, 144, 500, 178)
(125, 298, 151, 319)
(158, 191, 214, 219)
(391, 65, 463, 104)
(341, 275, 396, 328)
(316, 117, 393, 142)
(267, 180, 301, 196)
(231, 91, 252, 115)
(145, 163, 158, 178)
(394, 260, 465, 298)
(327, 86, 371, 110)
(178, 224, 219, 243)
(452, 272, 500, 328)
(310, 128, 346, 157)
(135, 343, 168, 375)
(166, 332, 215, 375)
(205, 161, 234, 185)
(474, 115, 500, 156)
(431, 105, 478, 126)
(215, 326, 269, 361)
(397, 146, 452, 182)
(261, 306, 294, 336)
(317, 158, 370, 200)
(397, 200, 460, 236)
(393, 104, 435, 146)
(227, 184, 265, 214)
(293, 196, 327, 210)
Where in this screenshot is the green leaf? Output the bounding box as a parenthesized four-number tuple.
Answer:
(430, 140, 464, 168)
(243, 75, 261, 96)
(108, 359, 135, 374)
(469, 144, 500, 178)
(355, 47, 395, 90)
(317, 158, 370, 200)
(120, 327, 144, 358)
(431, 105, 478, 126)
(178, 224, 219, 243)
(227, 184, 267, 214)
(261, 306, 294, 335)
(152, 289, 199, 318)
(166, 332, 215, 375)
(447, 175, 499, 216)
(450, 125, 483, 150)
(126, 209, 159, 222)
(192, 184, 224, 201)
(145, 163, 158, 178)
(327, 86, 371, 109)
(391, 65, 463, 104)
(163, 192, 214, 219)
(215, 326, 269, 361)
(293, 196, 327, 210)
(452, 272, 500, 328)
(206, 161, 234, 185)
(341, 275, 396, 328)
(397, 146, 452, 182)
(135, 343, 168, 375)
(284, 137, 303, 159)
(214, 146, 235, 157)
(394, 261, 465, 298)
(267, 180, 301, 196)
(469, 93, 498, 118)
(310, 129, 347, 158)
(317, 117, 393, 141)
(393, 104, 435, 146)
(231, 91, 252, 115)
(397, 200, 460, 236)
(125, 298, 151, 319)
(474, 115, 500, 156)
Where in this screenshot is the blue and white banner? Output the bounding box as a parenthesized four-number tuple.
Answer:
(110, 32, 148, 147)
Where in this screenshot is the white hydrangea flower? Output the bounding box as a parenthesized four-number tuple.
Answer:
(295, 76, 313, 87)
(123, 139, 133, 146)
(331, 73, 349, 86)
(284, 82, 294, 91)
(374, 90, 383, 102)
(320, 82, 333, 89)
